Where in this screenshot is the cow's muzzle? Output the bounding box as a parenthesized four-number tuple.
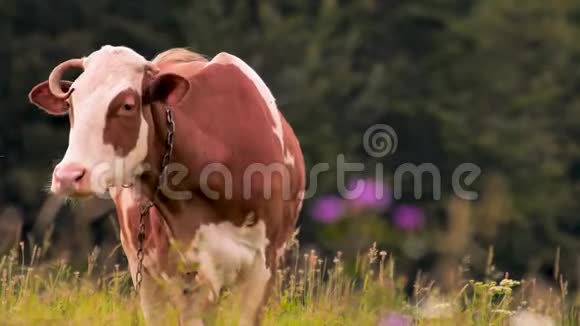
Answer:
(51, 163, 92, 197)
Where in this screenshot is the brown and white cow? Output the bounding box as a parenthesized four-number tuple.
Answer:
(28, 45, 305, 325)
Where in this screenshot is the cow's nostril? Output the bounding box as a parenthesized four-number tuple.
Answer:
(74, 170, 85, 182)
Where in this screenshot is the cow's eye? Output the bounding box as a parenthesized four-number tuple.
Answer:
(117, 101, 136, 117)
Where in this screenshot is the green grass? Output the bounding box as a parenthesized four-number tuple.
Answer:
(0, 242, 578, 325)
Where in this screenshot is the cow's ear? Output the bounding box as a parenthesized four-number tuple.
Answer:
(28, 80, 73, 115)
(148, 73, 189, 107)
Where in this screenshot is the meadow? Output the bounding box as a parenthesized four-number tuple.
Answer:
(0, 241, 577, 326)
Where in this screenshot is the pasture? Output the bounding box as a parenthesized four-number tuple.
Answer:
(0, 241, 576, 325)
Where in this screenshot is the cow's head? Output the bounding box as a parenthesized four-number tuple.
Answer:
(29, 45, 189, 197)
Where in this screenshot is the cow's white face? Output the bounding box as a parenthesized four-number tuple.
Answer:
(60, 46, 150, 195)
(29, 45, 189, 197)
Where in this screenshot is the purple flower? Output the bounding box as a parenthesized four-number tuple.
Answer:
(345, 177, 392, 212)
(392, 204, 425, 230)
(310, 195, 345, 224)
(377, 313, 412, 326)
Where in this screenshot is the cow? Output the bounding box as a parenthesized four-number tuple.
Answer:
(28, 45, 306, 326)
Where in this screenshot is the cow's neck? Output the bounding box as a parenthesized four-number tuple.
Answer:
(138, 101, 219, 243)
(140, 102, 193, 216)
(139, 101, 165, 196)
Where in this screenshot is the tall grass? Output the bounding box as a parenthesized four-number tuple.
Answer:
(0, 241, 577, 325)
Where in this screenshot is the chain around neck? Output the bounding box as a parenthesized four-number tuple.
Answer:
(134, 103, 175, 294)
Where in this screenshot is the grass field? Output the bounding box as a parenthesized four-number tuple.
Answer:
(0, 242, 577, 325)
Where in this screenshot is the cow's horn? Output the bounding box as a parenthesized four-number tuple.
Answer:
(48, 58, 84, 99)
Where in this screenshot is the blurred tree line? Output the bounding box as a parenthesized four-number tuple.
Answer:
(1, 0, 580, 290)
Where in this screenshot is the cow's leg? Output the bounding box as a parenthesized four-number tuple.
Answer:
(173, 256, 222, 326)
(237, 248, 274, 326)
(174, 280, 215, 326)
(139, 274, 170, 326)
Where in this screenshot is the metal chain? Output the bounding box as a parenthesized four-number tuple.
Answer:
(135, 201, 153, 292)
(135, 104, 175, 294)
